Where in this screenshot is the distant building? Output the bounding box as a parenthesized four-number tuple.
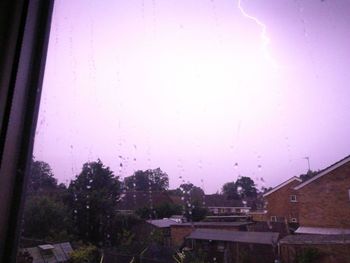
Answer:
(263, 176, 301, 223)
(204, 194, 251, 215)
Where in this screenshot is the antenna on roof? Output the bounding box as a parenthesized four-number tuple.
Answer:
(303, 157, 311, 171)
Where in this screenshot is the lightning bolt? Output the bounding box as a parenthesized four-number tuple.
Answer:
(237, 0, 276, 67)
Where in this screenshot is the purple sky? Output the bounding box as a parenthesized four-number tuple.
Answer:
(34, 0, 350, 193)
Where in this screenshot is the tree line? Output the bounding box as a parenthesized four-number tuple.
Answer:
(23, 158, 319, 248)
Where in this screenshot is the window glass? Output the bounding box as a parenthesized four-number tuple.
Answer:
(18, 0, 350, 262)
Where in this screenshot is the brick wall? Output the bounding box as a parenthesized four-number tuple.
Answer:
(171, 225, 193, 247)
(265, 180, 300, 223)
(298, 161, 350, 228)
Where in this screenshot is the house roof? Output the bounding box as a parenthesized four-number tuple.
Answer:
(204, 194, 245, 207)
(280, 234, 350, 245)
(295, 226, 350, 235)
(23, 242, 73, 263)
(116, 191, 174, 210)
(147, 218, 180, 228)
(263, 177, 301, 197)
(175, 222, 252, 227)
(186, 229, 279, 245)
(294, 155, 350, 190)
(247, 221, 290, 238)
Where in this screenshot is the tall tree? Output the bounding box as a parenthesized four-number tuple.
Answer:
(221, 181, 240, 200)
(174, 183, 205, 203)
(27, 159, 57, 193)
(68, 159, 121, 245)
(124, 168, 169, 191)
(235, 176, 258, 198)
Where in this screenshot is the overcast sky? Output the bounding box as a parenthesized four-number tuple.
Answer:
(34, 0, 350, 193)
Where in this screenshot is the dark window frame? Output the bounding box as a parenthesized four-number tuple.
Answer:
(0, 0, 54, 262)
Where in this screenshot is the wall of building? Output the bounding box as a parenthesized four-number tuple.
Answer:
(249, 212, 267, 222)
(298, 162, 350, 228)
(280, 243, 350, 263)
(265, 180, 300, 223)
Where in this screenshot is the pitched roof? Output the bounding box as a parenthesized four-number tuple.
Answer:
(173, 222, 252, 227)
(295, 226, 350, 235)
(186, 229, 279, 245)
(116, 191, 174, 210)
(280, 234, 350, 244)
(247, 221, 289, 238)
(204, 194, 245, 207)
(22, 242, 73, 263)
(263, 177, 301, 197)
(147, 218, 180, 228)
(294, 155, 350, 190)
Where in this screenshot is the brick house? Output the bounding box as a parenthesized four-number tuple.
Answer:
(294, 155, 350, 234)
(263, 176, 302, 223)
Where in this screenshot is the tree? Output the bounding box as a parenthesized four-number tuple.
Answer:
(124, 168, 169, 191)
(189, 202, 208, 222)
(69, 245, 100, 263)
(299, 170, 319, 182)
(176, 183, 205, 202)
(136, 203, 182, 219)
(22, 196, 71, 240)
(235, 176, 258, 198)
(221, 181, 240, 200)
(27, 159, 57, 193)
(68, 159, 121, 245)
(222, 177, 258, 199)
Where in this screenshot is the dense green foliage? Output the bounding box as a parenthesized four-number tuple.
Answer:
(136, 203, 182, 219)
(124, 168, 169, 191)
(69, 245, 100, 263)
(68, 159, 121, 245)
(222, 176, 258, 199)
(27, 159, 58, 193)
(22, 196, 71, 240)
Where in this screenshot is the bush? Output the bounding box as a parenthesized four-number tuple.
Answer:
(69, 245, 100, 263)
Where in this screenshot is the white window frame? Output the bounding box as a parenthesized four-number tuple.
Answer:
(270, 216, 277, 222)
(290, 195, 297, 202)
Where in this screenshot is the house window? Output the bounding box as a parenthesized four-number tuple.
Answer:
(270, 216, 277, 222)
(290, 195, 297, 202)
(291, 218, 297, 223)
